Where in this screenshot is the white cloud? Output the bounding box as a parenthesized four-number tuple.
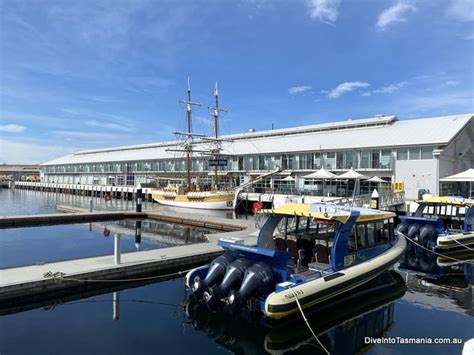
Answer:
(446, 0, 474, 22)
(52, 130, 121, 139)
(327, 81, 370, 98)
(0, 137, 80, 164)
(306, 0, 341, 25)
(376, 3, 417, 31)
(319, 90, 330, 94)
(0, 124, 26, 133)
(85, 119, 135, 132)
(361, 92, 372, 97)
(372, 81, 410, 94)
(445, 80, 460, 86)
(288, 85, 312, 94)
(464, 33, 474, 40)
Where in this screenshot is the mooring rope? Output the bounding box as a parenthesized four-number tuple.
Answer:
(288, 286, 331, 355)
(399, 233, 474, 265)
(43, 269, 191, 283)
(446, 234, 474, 251)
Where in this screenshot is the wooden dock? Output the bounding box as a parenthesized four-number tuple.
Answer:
(0, 208, 257, 309)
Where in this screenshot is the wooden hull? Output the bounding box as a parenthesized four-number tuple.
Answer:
(152, 191, 234, 210)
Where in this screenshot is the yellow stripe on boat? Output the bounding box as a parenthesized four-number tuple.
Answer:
(258, 203, 396, 223)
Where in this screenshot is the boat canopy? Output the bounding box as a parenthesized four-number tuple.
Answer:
(420, 196, 474, 207)
(258, 203, 395, 223)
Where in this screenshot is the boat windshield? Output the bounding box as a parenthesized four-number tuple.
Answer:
(415, 203, 467, 229)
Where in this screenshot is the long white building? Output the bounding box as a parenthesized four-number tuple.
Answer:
(41, 114, 474, 200)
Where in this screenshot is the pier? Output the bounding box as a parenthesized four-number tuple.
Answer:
(0, 208, 257, 308)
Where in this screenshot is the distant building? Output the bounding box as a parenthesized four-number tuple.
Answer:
(0, 164, 40, 182)
(41, 114, 474, 200)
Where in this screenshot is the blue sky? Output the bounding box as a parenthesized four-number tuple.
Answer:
(0, 0, 473, 164)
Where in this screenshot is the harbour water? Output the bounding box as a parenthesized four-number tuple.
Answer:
(0, 189, 472, 354)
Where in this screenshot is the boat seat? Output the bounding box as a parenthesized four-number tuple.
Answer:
(286, 239, 306, 267)
(274, 237, 287, 251)
(451, 220, 461, 230)
(314, 244, 330, 264)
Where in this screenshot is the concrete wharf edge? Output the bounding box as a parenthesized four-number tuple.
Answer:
(0, 206, 257, 304)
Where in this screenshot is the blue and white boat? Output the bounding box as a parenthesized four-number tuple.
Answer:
(186, 203, 406, 319)
(398, 196, 474, 253)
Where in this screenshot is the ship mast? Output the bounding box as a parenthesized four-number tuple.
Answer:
(211, 82, 227, 189)
(178, 77, 201, 191)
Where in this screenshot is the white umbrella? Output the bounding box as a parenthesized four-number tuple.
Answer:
(303, 167, 337, 197)
(367, 176, 386, 183)
(303, 167, 337, 179)
(440, 168, 474, 182)
(339, 168, 368, 198)
(338, 168, 369, 180)
(282, 175, 295, 193)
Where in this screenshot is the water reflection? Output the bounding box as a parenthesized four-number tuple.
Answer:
(184, 271, 406, 354)
(398, 250, 473, 316)
(103, 220, 210, 248)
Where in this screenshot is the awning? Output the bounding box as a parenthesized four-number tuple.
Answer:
(282, 175, 295, 182)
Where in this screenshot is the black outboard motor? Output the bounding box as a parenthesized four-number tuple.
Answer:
(419, 224, 436, 249)
(225, 262, 274, 314)
(203, 258, 252, 310)
(407, 223, 421, 241)
(192, 254, 235, 301)
(396, 222, 408, 236)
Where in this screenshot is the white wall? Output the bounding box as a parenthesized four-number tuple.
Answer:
(395, 159, 438, 200)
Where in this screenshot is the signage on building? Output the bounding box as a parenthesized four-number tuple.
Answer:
(209, 159, 228, 167)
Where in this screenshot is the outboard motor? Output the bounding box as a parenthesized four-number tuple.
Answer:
(419, 224, 436, 249)
(396, 223, 408, 236)
(203, 258, 252, 310)
(192, 254, 234, 301)
(407, 223, 422, 241)
(225, 262, 274, 314)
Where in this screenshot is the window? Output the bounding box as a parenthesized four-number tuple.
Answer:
(397, 148, 408, 160)
(325, 152, 336, 170)
(371, 150, 380, 169)
(380, 149, 392, 169)
(336, 152, 345, 169)
(421, 146, 433, 160)
(346, 151, 357, 169)
(314, 153, 322, 169)
(409, 147, 420, 160)
(366, 223, 376, 244)
(361, 150, 370, 168)
(356, 224, 367, 248)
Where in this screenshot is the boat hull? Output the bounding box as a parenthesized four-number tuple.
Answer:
(152, 191, 234, 210)
(436, 232, 474, 251)
(264, 235, 406, 319)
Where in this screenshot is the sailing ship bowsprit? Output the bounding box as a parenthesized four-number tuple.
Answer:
(151, 79, 235, 210)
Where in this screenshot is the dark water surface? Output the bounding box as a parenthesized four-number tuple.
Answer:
(0, 189, 472, 354)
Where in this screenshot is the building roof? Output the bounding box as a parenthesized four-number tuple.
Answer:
(42, 114, 473, 166)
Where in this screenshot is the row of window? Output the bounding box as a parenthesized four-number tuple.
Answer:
(42, 146, 435, 174)
(396, 146, 434, 160)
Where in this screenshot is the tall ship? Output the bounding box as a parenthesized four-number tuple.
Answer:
(152, 80, 235, 210)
